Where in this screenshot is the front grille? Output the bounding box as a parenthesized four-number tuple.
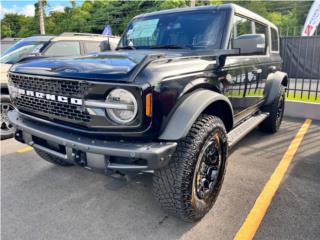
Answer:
(10, 73, 91, 123)
(16, 96, 91, 122)
(10, 73, 87, 98)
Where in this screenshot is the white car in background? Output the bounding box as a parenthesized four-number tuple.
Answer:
(0, 33, 120, 139)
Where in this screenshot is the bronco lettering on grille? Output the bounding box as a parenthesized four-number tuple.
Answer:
(12, 87, 83, 106)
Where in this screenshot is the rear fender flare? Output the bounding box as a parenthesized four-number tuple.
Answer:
(159, 90, 233, 141)
(263, 71, 287, 105)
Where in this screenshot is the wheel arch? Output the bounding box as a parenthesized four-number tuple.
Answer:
(159, 89, 234, 141)
(263, 71, 287, 105)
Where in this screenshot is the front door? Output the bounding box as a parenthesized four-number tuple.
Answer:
(222, 15, 269, 119)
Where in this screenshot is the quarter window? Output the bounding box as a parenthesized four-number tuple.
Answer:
(271, 28, 279, 51)
(84, 41, 103, 53)
(44, 41, 81, 56)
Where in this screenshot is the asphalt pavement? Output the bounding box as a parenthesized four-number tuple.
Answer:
(1, 118, 319, 240)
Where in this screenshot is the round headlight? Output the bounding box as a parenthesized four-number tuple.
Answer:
(106, 89, 138, 124)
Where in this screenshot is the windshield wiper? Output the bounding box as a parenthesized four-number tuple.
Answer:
(150, 44, 189, 49)
(116, 45, 136, 50)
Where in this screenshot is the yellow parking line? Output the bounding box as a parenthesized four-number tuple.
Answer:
(234, 119, 312, 240)
(17, 146, 33, 153)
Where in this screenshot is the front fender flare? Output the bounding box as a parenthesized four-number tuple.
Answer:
(159, 90, 233, 141)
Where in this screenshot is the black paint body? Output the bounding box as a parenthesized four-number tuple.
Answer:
(9, 4, 283, 141)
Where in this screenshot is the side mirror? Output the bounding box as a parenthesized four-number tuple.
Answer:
(232, 34, 265, 55)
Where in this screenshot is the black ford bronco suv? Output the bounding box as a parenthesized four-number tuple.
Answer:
(8, 4, 287, 221)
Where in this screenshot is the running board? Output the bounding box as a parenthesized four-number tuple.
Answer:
(227, 113, 269, 148)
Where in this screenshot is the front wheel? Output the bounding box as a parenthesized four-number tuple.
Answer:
(153, 115, 228, 222)
(0, 95, 15, 140)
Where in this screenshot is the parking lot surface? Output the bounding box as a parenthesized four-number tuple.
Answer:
(1, 118, 319, 240)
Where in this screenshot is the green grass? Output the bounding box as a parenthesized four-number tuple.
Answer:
(286, 93, 320, 104)
(227, 91, 320, 103)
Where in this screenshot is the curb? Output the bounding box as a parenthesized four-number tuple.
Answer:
(284, 100, 320, 120)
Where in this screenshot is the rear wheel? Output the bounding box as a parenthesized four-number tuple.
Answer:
(0, 96, 14, 140)
(153, 115, 228, 222)
(35, 148, 74, 167)
(259, 86, 285, 133)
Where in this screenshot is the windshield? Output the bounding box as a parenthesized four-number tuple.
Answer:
(0, 41, 45, 64)
(119, 10, 226, 50)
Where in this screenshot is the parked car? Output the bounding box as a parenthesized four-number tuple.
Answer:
(1, 37, 23, 55)
(7, 4, 286, 221)
(0, 33, 120, 139)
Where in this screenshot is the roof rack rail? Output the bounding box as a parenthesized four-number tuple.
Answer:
(59, 32, 103, 37)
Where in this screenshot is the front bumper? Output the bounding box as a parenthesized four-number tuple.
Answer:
(8, 110, 177, 171)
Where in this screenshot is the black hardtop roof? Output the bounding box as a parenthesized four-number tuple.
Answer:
(134, 3, 277, 30)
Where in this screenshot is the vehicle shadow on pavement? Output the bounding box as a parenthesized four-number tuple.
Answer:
(2, 150, 196, 240)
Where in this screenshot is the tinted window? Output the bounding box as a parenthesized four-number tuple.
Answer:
(255, 22, 267, 35)
(120, 10, 227, 50)
(233, 16, 253, 37)
(255, 22, 268, 53)
(271, 28, 279, 51)
(44, 41, 81, 56)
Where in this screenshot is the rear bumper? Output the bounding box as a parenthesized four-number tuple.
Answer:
(8, 110, 177, 171)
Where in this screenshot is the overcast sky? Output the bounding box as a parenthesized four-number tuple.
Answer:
(0, 0, 83, 19)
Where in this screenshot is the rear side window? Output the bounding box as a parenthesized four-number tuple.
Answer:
(44, 41, 81, 56)
(271, 28, 279, 51)
(84, 41, 103, 53)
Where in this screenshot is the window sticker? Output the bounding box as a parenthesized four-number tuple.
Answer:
(131, 19, 159, 38)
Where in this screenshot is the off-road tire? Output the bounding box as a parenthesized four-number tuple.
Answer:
(0, 95, 14, 140)
(153, 115, 228, 222)
(259, 86, 285, 133)
(35, 148, 74, 167)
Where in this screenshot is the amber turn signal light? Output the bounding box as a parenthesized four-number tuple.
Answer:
(145, 93, 152, 117)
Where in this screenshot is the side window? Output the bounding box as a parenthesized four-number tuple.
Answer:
(44, 41, 81, 56)
(271, 28, 279, 51)
(255, 22, 268, 53)
(84, 41, 102, 53)
(233, 16, 253, 38)
(255, 22, 268, 36)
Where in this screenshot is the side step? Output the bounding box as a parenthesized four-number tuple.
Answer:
(227, 112, 269, 148)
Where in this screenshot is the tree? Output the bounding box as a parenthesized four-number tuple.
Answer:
(0, 0, 315, 38)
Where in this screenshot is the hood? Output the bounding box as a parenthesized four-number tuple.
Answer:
(10, 52, 156, 82)
(9, 49, 225, 83)
(0, 63, 12, 84)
